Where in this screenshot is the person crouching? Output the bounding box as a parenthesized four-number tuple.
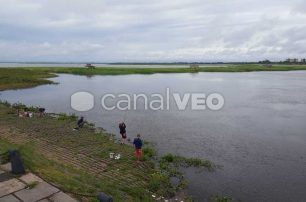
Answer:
(75, 116, 85, 130)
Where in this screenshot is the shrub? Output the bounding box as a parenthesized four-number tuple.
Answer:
(0, 100, 11, 107)
(149, 171, 173, 196)
(142, 147, 156, 158)
(57, 113, 77, 121)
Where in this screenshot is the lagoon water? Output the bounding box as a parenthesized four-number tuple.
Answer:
(1, 71, 306, 202)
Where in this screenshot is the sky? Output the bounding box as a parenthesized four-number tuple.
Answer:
(0, 0, 305, 63)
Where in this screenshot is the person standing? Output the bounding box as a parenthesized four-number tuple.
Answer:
(119, 122, 127, 144)
(133, 134, 143, 162)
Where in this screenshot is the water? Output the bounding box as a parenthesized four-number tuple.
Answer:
(1, 71, 306, 202)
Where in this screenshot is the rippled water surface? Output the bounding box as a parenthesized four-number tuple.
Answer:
(1, 71, 306, 202)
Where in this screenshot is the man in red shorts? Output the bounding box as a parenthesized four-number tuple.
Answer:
(133, 134, 143, 162)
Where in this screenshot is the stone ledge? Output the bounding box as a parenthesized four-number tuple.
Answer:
(14, 182, 59, 202)
(19, 173, 44, 184)
(0, 163, 11, 172)
(0, 178, 26, 197)
(49, 191, 78, 202)
(0, 194, 21, 202)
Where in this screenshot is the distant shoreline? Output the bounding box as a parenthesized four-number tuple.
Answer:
(1, 65, 306, 91)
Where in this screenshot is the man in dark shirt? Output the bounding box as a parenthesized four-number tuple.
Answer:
(119, 122, 127, 144)
(133, 134, 143, 162)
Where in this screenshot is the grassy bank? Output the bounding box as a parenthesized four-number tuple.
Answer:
(28, 64, 306, 75)
(0, 68, 56, 91)
(1, 65, 306, 90)
(0, 101, 212, 201)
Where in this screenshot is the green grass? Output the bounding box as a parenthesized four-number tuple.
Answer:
(0, 103, 156, 201)
(27, 181, 39, 189)
(0, 142, 10, 164)
(2, 64, 306, 90)
(0, 139, 151, 201)
(0, 68, 56, 90)
(26, 64, 306, 76)
(0, 102, 215, 201)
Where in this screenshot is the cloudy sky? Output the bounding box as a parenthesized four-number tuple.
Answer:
(0, 0, 305, 62)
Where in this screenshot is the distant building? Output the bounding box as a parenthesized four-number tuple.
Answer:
(262, 64, 273, 67)
(85, 63, 95, 69)
(301, 59, 306, 63)
(190, 64, 200, 70)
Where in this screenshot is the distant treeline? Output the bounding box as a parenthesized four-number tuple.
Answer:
(109, 62, 255, 65)
(258, 60, 306, 65)
(111, 61, 306, 65)
(1, 61, 305, 65)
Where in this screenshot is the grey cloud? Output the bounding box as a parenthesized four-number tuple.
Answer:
(0, 0, 305, 62)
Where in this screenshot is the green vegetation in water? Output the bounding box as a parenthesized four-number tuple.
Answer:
(209, 195, 233, 202)
(142, 147, 156, 158)
(148, 152, 213, 197)
(160, 153, 213, 169)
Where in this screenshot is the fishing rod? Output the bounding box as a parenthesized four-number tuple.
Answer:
(123, 109, 128, 123)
